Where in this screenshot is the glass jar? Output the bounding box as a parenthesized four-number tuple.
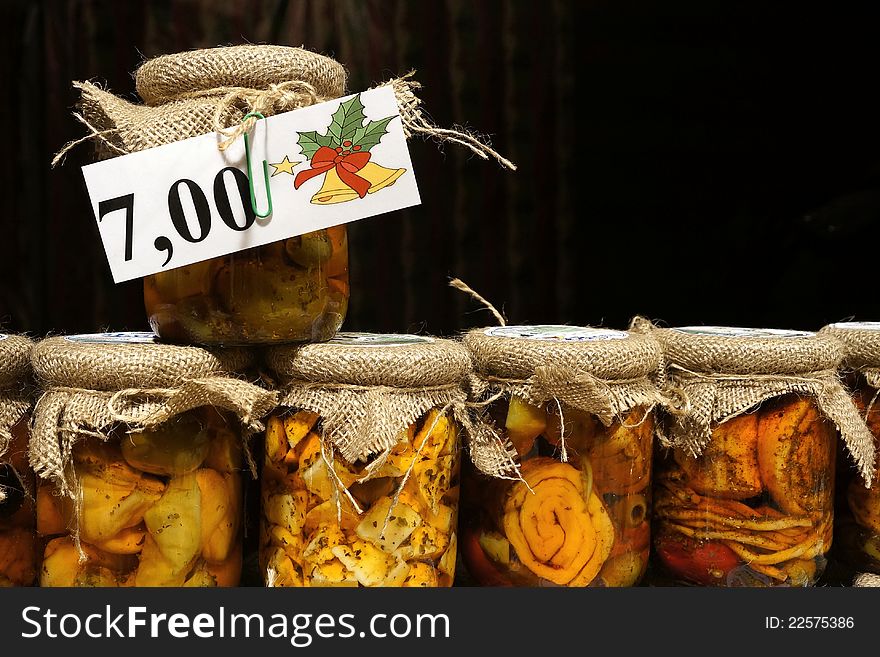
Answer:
(30, 332, 266, 588)
(1, 418, 37, 587)
(260, 333, 469, 587)
(654, 394, 835, 586)
(99, 45, 351, 346)
(650, 326, 847, 587)
(38, 406, 244, 587)
(261, 406, 459, 587)
(461, 325, 661, 587)
(145, 226, 349, 345)
(821, 322, 880, 575)
(462, 399, 653, 587)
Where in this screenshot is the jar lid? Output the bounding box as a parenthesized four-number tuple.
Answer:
(266, 332, 470, 388)
(463, 325, 661, 381)
(656, 326, 841, 375)
(0, 334, 33, 389)
(135, 45, 347, 106)
(821, 322, 880, 369)
(32, 332, 253, 391)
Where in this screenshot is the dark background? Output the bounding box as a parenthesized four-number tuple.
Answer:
(2, 0, 880, 339)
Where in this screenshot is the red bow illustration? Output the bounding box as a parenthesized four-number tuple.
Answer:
(294, 146, 372, 198)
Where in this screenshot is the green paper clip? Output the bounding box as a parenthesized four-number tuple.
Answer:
(243, 112, 273, 218)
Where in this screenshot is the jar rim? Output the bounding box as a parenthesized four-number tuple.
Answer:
(32, 334, 252, 391)
(266, 333, 469, 388)
(464, 325, 661, 381)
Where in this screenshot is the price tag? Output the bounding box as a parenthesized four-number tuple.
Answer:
(82, 86, 420, 283)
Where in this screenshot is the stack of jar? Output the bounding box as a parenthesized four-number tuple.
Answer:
(25, 45, 356, 589)
(25, 39, 505, 590)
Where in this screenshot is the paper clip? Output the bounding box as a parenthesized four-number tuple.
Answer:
(243, 112, 273, 218)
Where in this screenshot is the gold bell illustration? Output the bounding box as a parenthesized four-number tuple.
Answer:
(311, 163, 407, 205)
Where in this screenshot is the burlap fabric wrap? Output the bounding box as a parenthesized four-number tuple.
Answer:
(30, 336, 277, 496)
(266, 334, 470, 466)
(853, 572, 880, 587)
(821, 323, 880, 391)
(651, 327, 876, 484)
(462, 327, 664, 479)
(55, 44, 514, 168)
(0, 334, 33, 503)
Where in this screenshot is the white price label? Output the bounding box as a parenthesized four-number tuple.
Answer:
(82, 86, 420, 282)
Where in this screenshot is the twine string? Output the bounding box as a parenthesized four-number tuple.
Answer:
(448, 278, 507, 326)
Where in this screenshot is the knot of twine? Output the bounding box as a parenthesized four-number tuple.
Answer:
(173, 80, 320, 151)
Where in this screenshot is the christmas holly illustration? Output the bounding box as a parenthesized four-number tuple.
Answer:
(271, 94, 406, 205)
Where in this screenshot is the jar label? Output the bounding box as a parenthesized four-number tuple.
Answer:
(64, 331, 160, 345)
(828, 322, 880, 332)
(484, 325, 628, 342)
(81, 86, 419, 284)
(674, 326, 814, 339)
(330, 332, 435, 347)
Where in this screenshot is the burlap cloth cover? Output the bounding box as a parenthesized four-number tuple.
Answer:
(462, 326, 664, 479)
(821, 322, 880, 391)
(54, 44, 514, 168)
(30, 334, 277, 496)
(646, 325, 876, 484)
(853, 572, 880, 587)
(266, 333, 470, 466)
(0, 334, 34, 503)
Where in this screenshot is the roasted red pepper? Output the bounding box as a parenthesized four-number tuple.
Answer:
(655, 532, 740, 586)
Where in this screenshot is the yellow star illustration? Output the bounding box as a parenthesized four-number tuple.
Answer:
(269, 155, 299, 177)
